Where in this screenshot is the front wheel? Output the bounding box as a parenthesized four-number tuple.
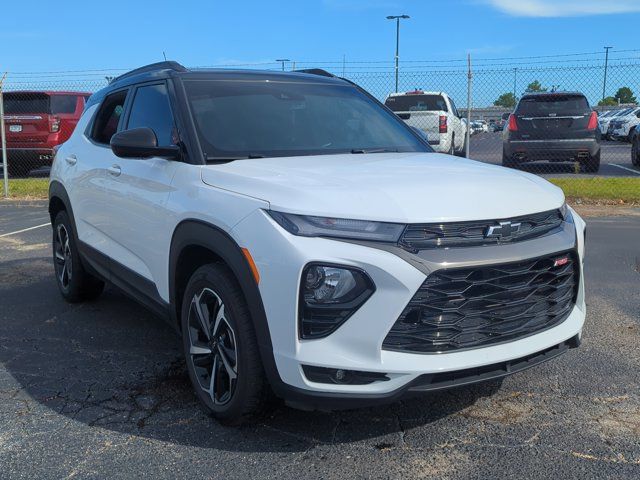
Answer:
(181, 263, 270, 424)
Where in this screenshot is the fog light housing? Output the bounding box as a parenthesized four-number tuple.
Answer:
(302, 365, 389, 385)
(299, 264, 375, 339)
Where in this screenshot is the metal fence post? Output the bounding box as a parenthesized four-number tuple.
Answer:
(465, 54, 472, 158)
(0, 73, 8, 198)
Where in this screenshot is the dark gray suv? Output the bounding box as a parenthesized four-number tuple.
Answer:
(502, 92, 601, 173)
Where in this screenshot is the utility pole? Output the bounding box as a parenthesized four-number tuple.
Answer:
(386, 15, 410, 93)
(513, 67, 518, 102)
(342, 54, 346, 78)
(602, 46, 612, 101)
(276, 59, 290, 72)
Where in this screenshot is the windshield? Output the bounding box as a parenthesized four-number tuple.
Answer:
(616, 108, 634, 117)
(183, 79, 430, 159)
(516, 94, 590, 117)
(384, 94, 448, 112)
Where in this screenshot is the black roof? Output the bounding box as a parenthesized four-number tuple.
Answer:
(521, 91, 586, 97)
(88, 61, 347, 107)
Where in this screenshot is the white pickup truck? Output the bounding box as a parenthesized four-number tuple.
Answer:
(384, 90, 467, 155)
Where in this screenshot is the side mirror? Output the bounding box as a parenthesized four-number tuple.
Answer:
(110, 127, 180, 159)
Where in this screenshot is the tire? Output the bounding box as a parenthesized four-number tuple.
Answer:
(632, 136, 640, 167)
(181, 263, 269, 425)
(448, 134, 455, 155)
(455, 135, 467, 157)
(52, 211, 105, 302)
(7, 161, 29, 178)
(583, 151, 601, 174)
(501, 151, 517, 168)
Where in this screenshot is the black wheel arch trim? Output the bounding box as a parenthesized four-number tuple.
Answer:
(48, 181, 91, 274)
(169, 219, 285, 393)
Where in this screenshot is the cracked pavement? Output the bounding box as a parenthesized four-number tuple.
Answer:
(1, 201, 639, 479)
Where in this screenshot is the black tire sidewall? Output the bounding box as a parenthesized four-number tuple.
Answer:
(180, 264, 264, 422)
(52, 211, 84, 301)
(584, 152, 601, 173)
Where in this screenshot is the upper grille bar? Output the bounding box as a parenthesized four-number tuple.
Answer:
(400, 209, 563, 251)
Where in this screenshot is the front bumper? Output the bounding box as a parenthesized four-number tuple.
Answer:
(231, 207, 587, 409)
(610, 127, 631, 140)
(504, 138, 599, 162)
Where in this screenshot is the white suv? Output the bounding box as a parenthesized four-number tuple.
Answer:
(610, 107, 640, 142)
(384, 90, 467, 155)
(49, 62, 586, 423)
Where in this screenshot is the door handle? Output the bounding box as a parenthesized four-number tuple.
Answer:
(107, 165, 122, 177)
(65, 155, 77, 166)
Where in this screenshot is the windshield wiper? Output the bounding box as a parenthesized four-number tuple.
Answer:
(206, 154, 265, 164)
(350, 148, 399, 154)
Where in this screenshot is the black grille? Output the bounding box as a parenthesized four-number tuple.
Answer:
(382, 251, 578, 353)
(400, 209, 563, 250)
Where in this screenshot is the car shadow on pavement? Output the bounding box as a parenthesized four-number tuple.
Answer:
(0, 256, 502, 453)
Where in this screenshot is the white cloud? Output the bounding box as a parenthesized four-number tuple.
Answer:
(483, 0, 640, 17)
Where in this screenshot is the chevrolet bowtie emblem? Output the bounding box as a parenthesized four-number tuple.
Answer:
(485, 221, 521, 240)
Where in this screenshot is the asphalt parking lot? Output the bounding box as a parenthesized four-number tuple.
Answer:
(1, 201, 639, 479)
(470, 133, 640, 178)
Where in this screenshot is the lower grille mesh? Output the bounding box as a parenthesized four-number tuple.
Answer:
(383, 251, 578, 353)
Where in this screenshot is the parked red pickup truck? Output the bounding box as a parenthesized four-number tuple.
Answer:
(2, 91, 90, 176)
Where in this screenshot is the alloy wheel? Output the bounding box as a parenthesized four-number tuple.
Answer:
(187, 287, 238, 406)
(54, 224, 73, 289)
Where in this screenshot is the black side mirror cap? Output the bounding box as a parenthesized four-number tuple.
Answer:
(110, 127, 180, 159)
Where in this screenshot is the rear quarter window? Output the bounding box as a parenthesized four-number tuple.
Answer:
(50, 95, 79, 114)
(516, 94, 590, 116)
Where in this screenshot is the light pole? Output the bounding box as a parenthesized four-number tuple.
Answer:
(386, 14, 410, 93)
(512, 67, 518, 103)
(276, 59, 290, 72)
(602, 46, 612, 102)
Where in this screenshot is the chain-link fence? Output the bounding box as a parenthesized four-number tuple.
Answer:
(1, 55, 639, 203)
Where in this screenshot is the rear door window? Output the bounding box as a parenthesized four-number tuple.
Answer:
(126, 83, 175, 146)
(4, 93, 50, 114)
(50, 95, 79, 114)
(91, 90, 128, 144)
(516, 94, 590, 117)
(385, 94, 448, 112)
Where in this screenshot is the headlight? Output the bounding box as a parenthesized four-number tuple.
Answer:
(559, 202, 572, 222)
(268, 211, 405, 243)
(299, 264, 375, 339)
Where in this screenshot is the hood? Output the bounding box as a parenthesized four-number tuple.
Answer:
(201, 152, 564, 223)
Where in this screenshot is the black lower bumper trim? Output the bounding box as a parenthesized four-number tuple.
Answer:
(280, 335, 579, 411)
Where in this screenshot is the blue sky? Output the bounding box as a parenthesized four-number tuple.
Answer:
(1, 0, 638, 71)
(1, 0, 639, 106)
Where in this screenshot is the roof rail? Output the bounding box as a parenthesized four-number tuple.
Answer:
(113, 61, 188, 82)
(293, 68, 336, 78)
